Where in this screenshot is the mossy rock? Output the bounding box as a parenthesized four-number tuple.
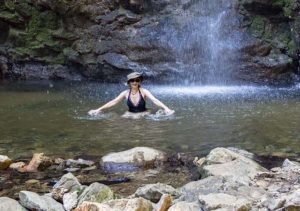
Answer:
(283, 0, 299, 17)
(287, 39, 297, 56)
(11, 47, 32, 60)
(249, 16, 266, 38)
(77, 182, 115, 205)
(0, 11, 24, 24)
(7, 28, 27, 46)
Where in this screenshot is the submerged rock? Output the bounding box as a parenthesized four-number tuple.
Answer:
(66, 158, 95, 168)
(100, 147, 166, 173)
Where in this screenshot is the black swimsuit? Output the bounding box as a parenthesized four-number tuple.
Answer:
(127, 89, 147, 113)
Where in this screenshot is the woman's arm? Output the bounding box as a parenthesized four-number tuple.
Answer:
(88, 91, 127, 115)
(142, 89, 174, 114)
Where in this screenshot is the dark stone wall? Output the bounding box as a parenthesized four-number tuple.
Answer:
(0, 0, 299, 85)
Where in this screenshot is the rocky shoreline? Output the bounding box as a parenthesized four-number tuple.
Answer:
(0, 146, 299, 210)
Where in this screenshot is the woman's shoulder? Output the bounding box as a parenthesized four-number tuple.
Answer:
(139, 87, 150, 93)
(119, 90, 130, 96)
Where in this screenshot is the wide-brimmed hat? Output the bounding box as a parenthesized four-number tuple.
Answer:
(127, 72, 143, 83)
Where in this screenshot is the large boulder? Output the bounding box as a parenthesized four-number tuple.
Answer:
(100, 147, 166, 173)
(195, 147, 267, 185)
(179, 175, 266, 203)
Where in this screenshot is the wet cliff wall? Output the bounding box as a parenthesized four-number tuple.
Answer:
(0, 0, 299, 85)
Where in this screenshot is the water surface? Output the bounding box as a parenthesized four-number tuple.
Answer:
(0, 81, 300, 159)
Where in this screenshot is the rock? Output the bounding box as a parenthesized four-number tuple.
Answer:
(198, 193, 251, 211)
(154, 194, 172, 211)
(282, 189, 300, 210)
(196, 147, 267, 185)
(64, 167, 81, 172)
(101, 147, 166, 173)
(9, 162, 26, 171)
(97, 53, 141, 71)
(132, 183, 180, 203)
(66, 158, 95, 168)
(77, 182, 114, 205)
(168, 201, 201, 211)
(20, 153, 53, 172)
(19, 191, 65, 211)
(52, 173, 83, 201)
(63, 191, 78, 211)
(179, 175, 266, 203)
(0, 197, 27, 211)
(74, 201, 111, 211)
(282, 159, 300, 172)
(75, 197, 153, 211)
(105, 197, 153, 211)
(0, 155, 12, 170)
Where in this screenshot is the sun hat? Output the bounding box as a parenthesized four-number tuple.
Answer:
(127, 72, 143, 83)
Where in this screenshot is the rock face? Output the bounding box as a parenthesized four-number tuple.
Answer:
(0, 0, 299, 84)
(237, 0, 300, 85)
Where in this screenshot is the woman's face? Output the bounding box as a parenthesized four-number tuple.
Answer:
(129, 77, 141, 88)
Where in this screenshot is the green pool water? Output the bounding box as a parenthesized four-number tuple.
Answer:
(0, 81, 300, 159)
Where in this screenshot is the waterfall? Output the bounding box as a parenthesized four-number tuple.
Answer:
(159, 0, 241, 85)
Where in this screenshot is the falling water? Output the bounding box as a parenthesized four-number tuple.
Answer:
(160, 0, 242, 84)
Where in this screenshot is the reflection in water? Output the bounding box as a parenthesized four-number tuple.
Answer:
(0, 82, 300, 159)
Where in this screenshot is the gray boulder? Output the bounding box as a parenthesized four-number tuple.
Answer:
(19, 191, 64, 211)
(52, 173, 83, 201)
(198, 193, 251, 211)
(100, 147, 166, 173)
(0, 197, 27, 211)
(131, 183, 180, 203)
(195, 147, 267, 185)
(168, 201, 201, 211)
(77, 182, 114, 205)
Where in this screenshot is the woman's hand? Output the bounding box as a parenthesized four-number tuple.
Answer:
(164, 108, 175, 115)
(88, 109, 101, 116)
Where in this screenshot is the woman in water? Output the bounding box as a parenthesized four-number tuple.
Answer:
(88, 72, 174, 118)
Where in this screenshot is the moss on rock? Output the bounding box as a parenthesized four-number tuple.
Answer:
(249, 16, 266, 38)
